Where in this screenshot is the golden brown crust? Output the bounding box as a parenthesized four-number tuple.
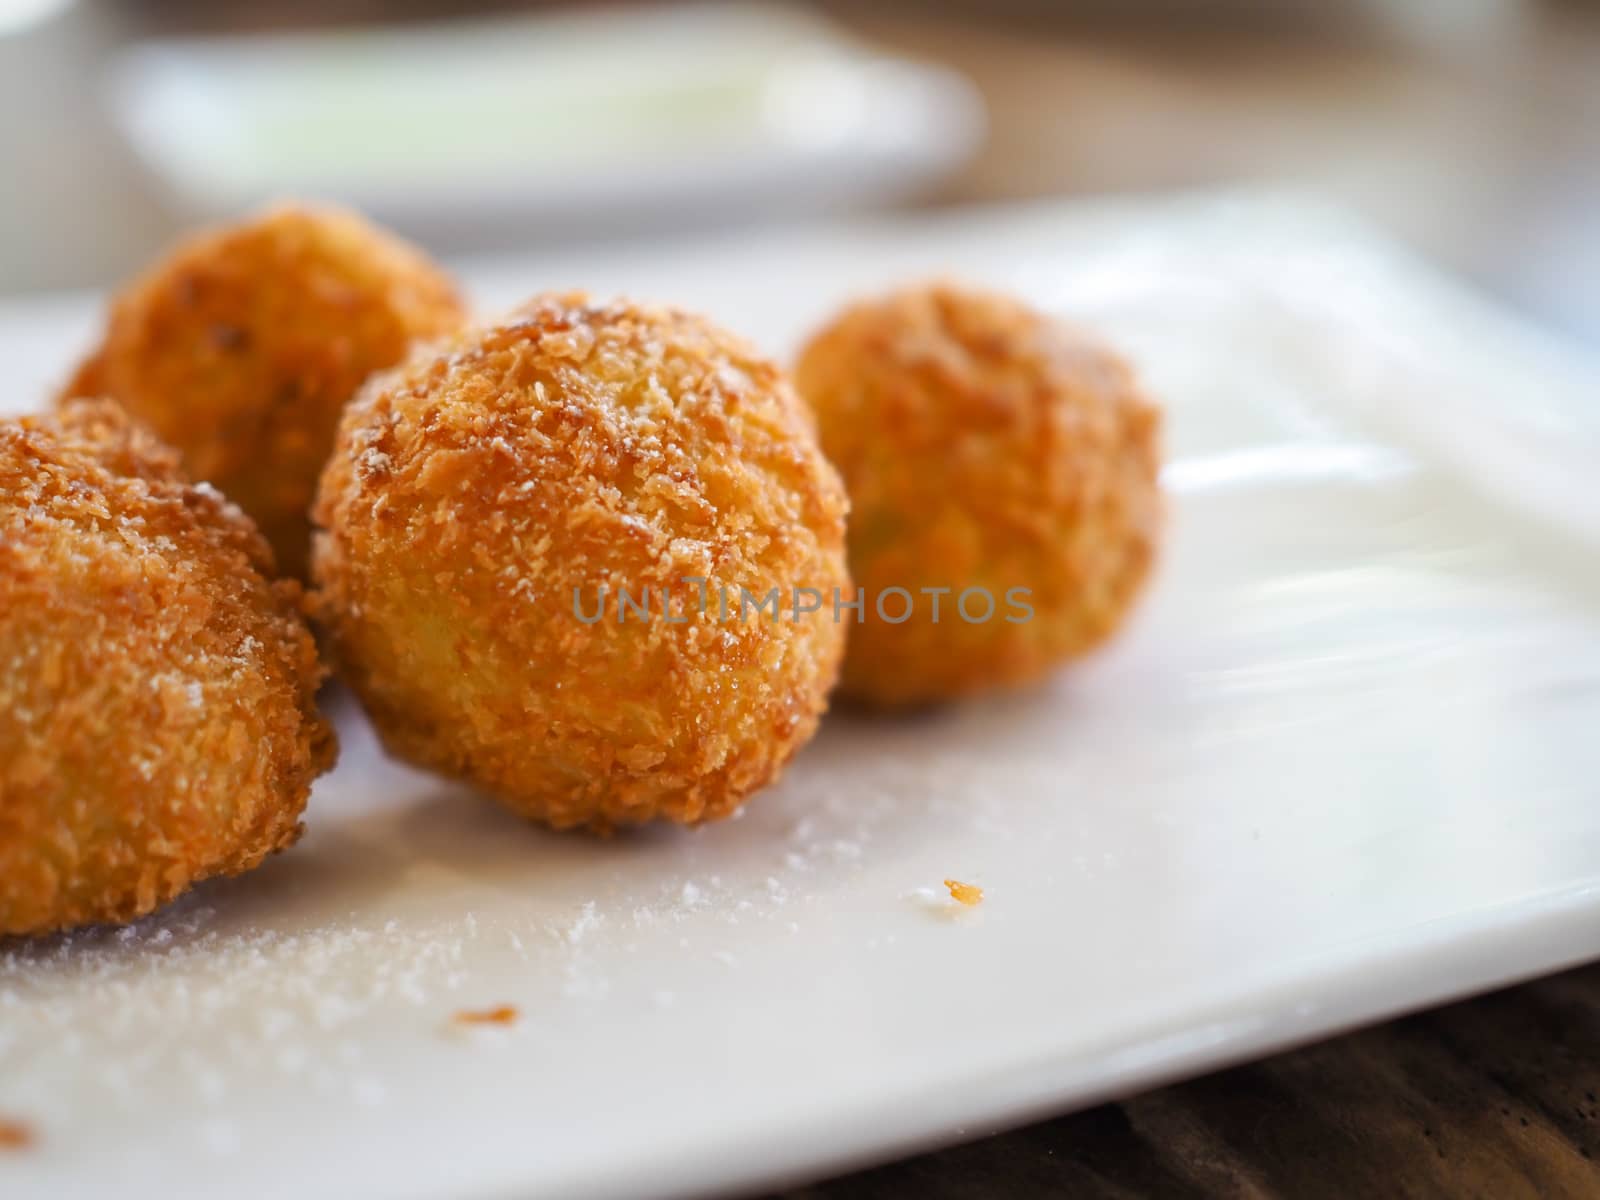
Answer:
(59, 204, 467, 577)
(313, 293, 849, 830)
(795, 282, 1163, 707)
(0, 400, 336, 937)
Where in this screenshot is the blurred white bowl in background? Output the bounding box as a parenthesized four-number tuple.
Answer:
(106, 3, 985, 242)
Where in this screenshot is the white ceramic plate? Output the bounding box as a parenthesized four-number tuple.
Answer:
(2, 192, 1599, 1200)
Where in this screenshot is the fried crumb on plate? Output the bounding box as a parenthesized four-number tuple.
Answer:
(453, 1005, 520, 1027)
(944, 879, 984, 907)
(0, 1117, 34, 1150)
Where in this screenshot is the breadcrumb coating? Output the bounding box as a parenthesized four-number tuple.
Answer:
(313, 293, 849, 831)
(61, 204, 466, 577)
(795, 283, 1162, 707)
(0, 400, 336, 937)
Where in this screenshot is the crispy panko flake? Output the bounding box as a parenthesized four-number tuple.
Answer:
(453, 1005, 521, 1026)
(795, 283, 1163, 707)
(944, 879, 984, 906)
(0, 400, 336, 937)
(313, 293, 849, 831)
(0, 1117, 33, 1150)
(60, 204, 466, 577)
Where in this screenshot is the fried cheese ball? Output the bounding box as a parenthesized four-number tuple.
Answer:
(0, 400, 336, 937)
(61, 205, 467, 577)
(313, 294, 850, 831)
(795, 283, 1162, 707)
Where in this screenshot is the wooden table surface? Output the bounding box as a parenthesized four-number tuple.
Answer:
(771, 963, 1600, 1198)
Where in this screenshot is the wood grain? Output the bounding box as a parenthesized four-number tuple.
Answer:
(774, 963, 1600, 1198)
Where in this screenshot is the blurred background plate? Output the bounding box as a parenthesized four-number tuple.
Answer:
(104, 4, 984, 242)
